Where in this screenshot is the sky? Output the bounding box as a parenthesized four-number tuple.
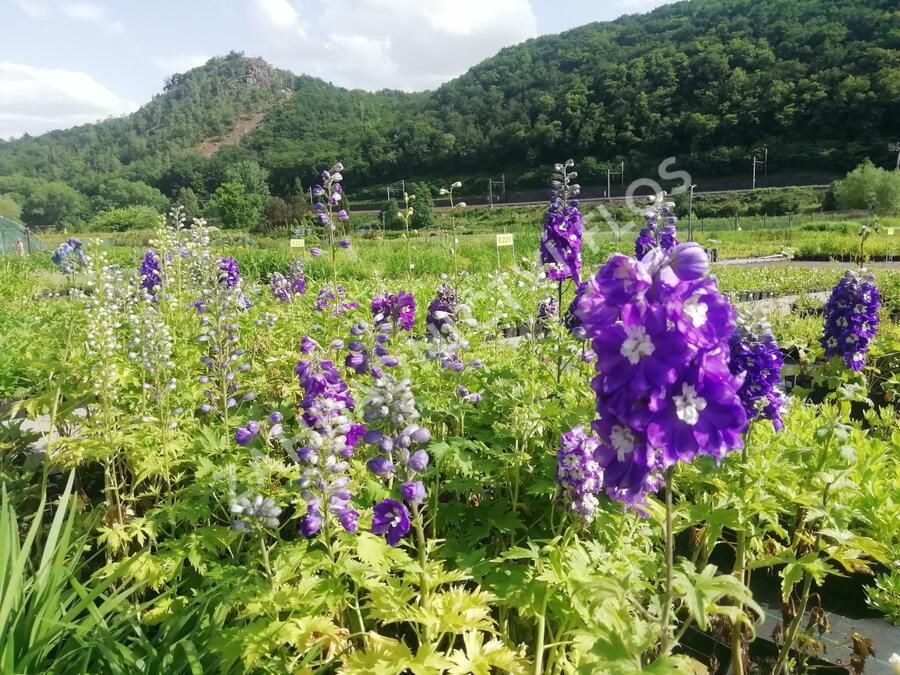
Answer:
(0, 0, 674, 140)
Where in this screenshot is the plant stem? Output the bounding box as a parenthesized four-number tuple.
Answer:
(534, 585, 550, 675)
(732, 427, 752, 675)
(771, 571, 813, 675)
(660, 466, 675, 654)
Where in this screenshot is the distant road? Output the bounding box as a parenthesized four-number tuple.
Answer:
(351, 182, 831, 214)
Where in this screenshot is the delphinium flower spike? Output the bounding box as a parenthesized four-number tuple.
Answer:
(311, 162, 351, 303)
(192, 232, 252, 424)
(51, 237, 88, 274)
(270, 259, 307, 302)
(138, 250, 163, 300)
(540, 160, 583, 284)
(576, 203, 747, 506)
(820, 269, 880, 372)
(556, 425, 604, 523)
(361, 371, 432, 547)
(371, 291, 416, 332)
(292, 338, 364, 538)
(728, 313, 786, 431)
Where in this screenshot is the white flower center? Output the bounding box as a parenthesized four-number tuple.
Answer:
(620, 325, 655, 364)
(683, 293, 708, 327)
(674, 383, 707, 426)
(610, 425, 636, 462)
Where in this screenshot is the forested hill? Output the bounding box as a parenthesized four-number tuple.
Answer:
(0, 0, 897, 228)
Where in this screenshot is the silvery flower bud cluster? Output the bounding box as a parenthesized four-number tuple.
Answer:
(230, 493, 282, 532)
(363, 374, 420, 427)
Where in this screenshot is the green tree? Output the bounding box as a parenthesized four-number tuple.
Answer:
(175, 187, 201, 221)
(224, 160, 270, 202)
(380, 198, 402, 230)
(409, 182, 435, 230)
(21, 182, 85, 229)
(833, 161, 900, 213)
(90, 206, 161, 232)
(92, 178, 168, 212)
(213, 182, 260, 230)
(0, 194, 22, 221)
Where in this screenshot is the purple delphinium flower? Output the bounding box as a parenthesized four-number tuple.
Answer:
(196, 254, 250, 416)
(372, 291, 416, 331)
(235, 422, 259, 446)
(139, 250, 162, 296)
(270, 260, 307, 302)
(576, 202, 747, 504)
(51, 237, 88, 273)
(537, 295, 558, 333)
(820, 269, 881, 372)
(635, 226, 655, 260)
(316, 286, 359, 316)
(339, 238, 351, 249)
(425, 283, 458, 338)
(371, 499, 411, 547)
(218, 257, 240, 289)
(556, 425, 604, 522)
(729, 314, 786, 431)
(362, 371, 432, 546)
(540, 160, 583, 282)
(310, 247, 324, 257)
(293, 339, 362, 537)
(635, 196, 679, 260)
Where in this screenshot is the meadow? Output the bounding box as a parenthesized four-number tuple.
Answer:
(1, 189, 899, 675)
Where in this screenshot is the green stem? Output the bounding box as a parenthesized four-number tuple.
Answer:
(732, 428, 752, 675)
(771, 571, 813, 675)
(533, 586, 550, 675)
(659, 466, 675, 654)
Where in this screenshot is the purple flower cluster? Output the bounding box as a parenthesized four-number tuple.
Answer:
(294, 339, 363, 537)
(316, 285, 359, 316)
(728, 315, 786, 431)
(575, 240, 747, 503)
(51, 237, 88, 273)
(270, 260, 307, 302)
(139, 249, 162, 296)
(426, 283, 458, 338)
(362, 373, 431, 546)
(537, 295, 558, 333)
(539, 160, 583, 282)
(218, 257, 241, 288)
(820, 269, 881, 372)
(235, 412, 284, 446)
(312, 162, 351, 249)
(556, 425, 604, 522)
(344, 319, 401, 377)
(372, 291, 416, 332)
(634, 196, 679, 260)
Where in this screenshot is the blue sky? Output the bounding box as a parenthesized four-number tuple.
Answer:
(0, 0, 674, 139)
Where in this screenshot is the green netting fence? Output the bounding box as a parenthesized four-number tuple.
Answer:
(0, 216, 45, 255)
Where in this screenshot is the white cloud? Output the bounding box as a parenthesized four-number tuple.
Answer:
(154, 54, 212, 74)
(13, 0, 50, 17)
(60, 2, 125, 32)
(0, 62, 138, 139)
(251, 0, 538, 91)
(254, 0, 300, 28)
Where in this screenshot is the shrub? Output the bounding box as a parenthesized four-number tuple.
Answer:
(90, 205, 162, 232)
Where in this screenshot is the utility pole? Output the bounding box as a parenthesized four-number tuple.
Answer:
(606, 162, 624, 198)
(488, 176, 505, 209)
(890, 142, 900, 170)
(752, 150, 767, 189)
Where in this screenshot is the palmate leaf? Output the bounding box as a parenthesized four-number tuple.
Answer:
(420, 587, 497, 636)
(216, 616, 344, 671)
(673, 562, 763, 633)
(336, 634, 413, 674)
(447, 631, 527, 675)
